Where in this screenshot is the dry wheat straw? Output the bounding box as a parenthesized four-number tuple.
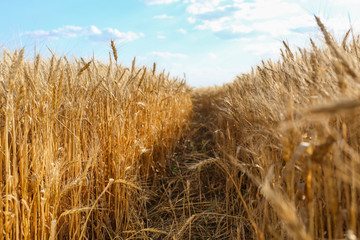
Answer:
(0, 43, 192, 239)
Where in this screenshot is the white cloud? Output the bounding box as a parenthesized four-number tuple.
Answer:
(187, 0, 315, 38)
(52, 25, 83, 38)
(208, 52, 217, 60)
(184, 0, 317, 39)
(184, 0, 360, 41)
(178, 28, 188, 34)
(187, 17, 196, 24)
(152, 51, 188, 59)
(333, 0, 360, 6)
(243, 41, 282, 56)
(143, 0, 179, 5)
(252, 14, 315, 37)
(232, 0, 306, 21)
(88, 28, 140, 43)
(186, 0, 227, 15)
(21, 25, 84, 40)
(21, 25, 143, 43)
(232, 25, 253, 33)
(153, 14, 174, 19)
(88, 25, 102, 35)
(21, 30, 55, 39)
(196, 17, 231, 32)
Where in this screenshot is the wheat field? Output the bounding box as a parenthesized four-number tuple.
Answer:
(1, 17, 360, 239)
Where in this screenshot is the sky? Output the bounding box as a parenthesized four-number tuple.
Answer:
(1, 0, 360, 87)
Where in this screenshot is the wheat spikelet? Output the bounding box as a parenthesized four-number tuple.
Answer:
(342, 29, 351, 50)
(152, 62, 156, 75)
(111, 40, 118, 63)
(315, 15, 359, 80)
(131, 56, 136, 73)
(77, 59, 92, 76)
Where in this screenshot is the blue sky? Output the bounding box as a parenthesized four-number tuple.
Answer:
(1, 0, 360, 87)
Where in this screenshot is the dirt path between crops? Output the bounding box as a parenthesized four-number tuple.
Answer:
(144, 89, 239, 239)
